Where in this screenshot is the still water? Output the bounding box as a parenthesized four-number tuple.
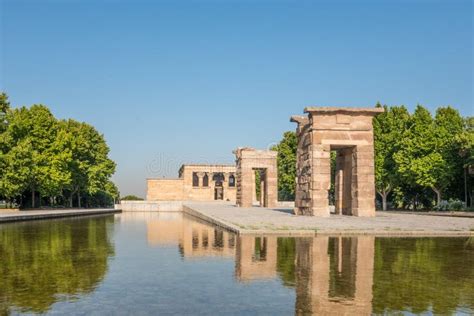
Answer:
(1, 213, 473, 315)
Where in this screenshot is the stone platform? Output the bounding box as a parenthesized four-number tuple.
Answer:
(0, 208, 120, 223)
(183, 202, 474, 236)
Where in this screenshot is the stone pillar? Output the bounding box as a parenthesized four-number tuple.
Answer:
(260, 170, 265, 206)
(342, 148, 353, 215)
(311, 143, 331, 217)
(265, 166, 278, 208)
(196, 172, 205, 187)
(335, 153, 345, 215)
(239, 165, 255, 208)
(207, 172, 214, 200)
(351, 145, 376, 217)
(222, 172, 228, 200)
(252, 170, 257, 205)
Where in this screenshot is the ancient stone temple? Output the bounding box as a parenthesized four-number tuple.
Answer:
(234, 148, 278, 208)
(291, 107, 383, 217)
(147, 164, 236, 202)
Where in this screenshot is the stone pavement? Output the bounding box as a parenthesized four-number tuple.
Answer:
(183, 202, 474, 236)
(0, 208, 120, 223)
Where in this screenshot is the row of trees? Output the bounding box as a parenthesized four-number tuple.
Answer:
(273, 104, 473, 210)
(374, 104, 473, 210)
(0, 92, 119, 208)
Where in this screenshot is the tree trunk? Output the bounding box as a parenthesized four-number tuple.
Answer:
(69, 193, 73, 208)
(31, 189, 35, 209)
(377, 190, 389, 211)
(432, 187, 442, 206)
(464, 167, 468, 207)
(77, 191, 81, 208)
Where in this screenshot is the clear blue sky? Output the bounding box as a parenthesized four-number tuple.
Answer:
(1, 0, 472, 197)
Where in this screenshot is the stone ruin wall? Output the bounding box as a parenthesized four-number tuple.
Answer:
(294, 117, 313, 215)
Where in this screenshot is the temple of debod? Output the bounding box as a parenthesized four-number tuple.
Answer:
(143, 107, 383, 218)
(118, 106, 474, 236)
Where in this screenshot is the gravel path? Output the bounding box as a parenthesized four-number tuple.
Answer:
(184, 202, 474, 236)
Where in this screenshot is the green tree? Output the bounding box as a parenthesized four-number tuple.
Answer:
(394, 106, 463, 206)
(455, 116, 474, 206)
(0, 92, 118, 209)
(271, 131, 297, 201)
(61, 119, 116, 208)
(0, 92, 11, 202)
(2, 105, 71, 207)
(373, 104, 410, 210)
(0, 92, 10, 133)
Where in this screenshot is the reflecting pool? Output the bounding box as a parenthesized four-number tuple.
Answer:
(1, 213, 473, 315)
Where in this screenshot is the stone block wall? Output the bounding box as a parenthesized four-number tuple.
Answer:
(146, 179, 184, 201)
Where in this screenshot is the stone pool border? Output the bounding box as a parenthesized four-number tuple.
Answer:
(0, 208, 121, 223)
(182, 204, 474, 237)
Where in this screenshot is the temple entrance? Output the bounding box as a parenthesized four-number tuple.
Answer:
(253, 169, 268, 207)
(214, 187, 223, 200)
(213, 173, 224, 200)
(332, 146, 355, 215)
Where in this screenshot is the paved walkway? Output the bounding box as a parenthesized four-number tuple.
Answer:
(184, 202, 474, 236)
(0, 208, 120, 223)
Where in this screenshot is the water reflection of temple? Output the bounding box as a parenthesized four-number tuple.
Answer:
(236, 236, 278, 281)
(180, 217, 236, 258)
(295, 236, 374, 315)
(145, 215, 374, 314)
(146, 214, 236, 258)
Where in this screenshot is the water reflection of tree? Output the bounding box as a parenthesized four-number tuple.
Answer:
(276, 238, 296, 287)
(275, 236, 473, 314)
(372, 237, 474, 314)
(0, 216, 114, 314)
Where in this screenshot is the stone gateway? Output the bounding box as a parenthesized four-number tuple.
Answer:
(291, 107, 384, 217)
(234, 148, 278, 208)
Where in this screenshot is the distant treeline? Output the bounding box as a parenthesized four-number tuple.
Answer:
(272, 103, 474, 211)
(0, 92, 118, 209)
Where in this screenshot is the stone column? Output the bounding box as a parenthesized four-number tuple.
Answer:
(351, 145, 376, 217)
(237, 165, 254, 208)
(260, 170, 265, 206)
(251, 170, 257, 206)
(311, 143, 331, 217)
(196, 172, 205, 187)
(335, 153, 345, 215)
(265, 167, 278, 208)
(207, 172, 214, 200)
(222, 172, 228, 200)
(342, 148, 353, 215)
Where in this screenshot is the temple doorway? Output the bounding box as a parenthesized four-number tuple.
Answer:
(213, 173, 224, 200)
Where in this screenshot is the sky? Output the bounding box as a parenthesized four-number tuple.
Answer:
(0, 0, 472, 197)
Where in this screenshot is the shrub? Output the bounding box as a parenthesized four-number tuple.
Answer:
(120, 195, 144, 201)
(434, 200, 449, 212)
(448, 199, 465, 211)
(434, 199, 466, 211)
